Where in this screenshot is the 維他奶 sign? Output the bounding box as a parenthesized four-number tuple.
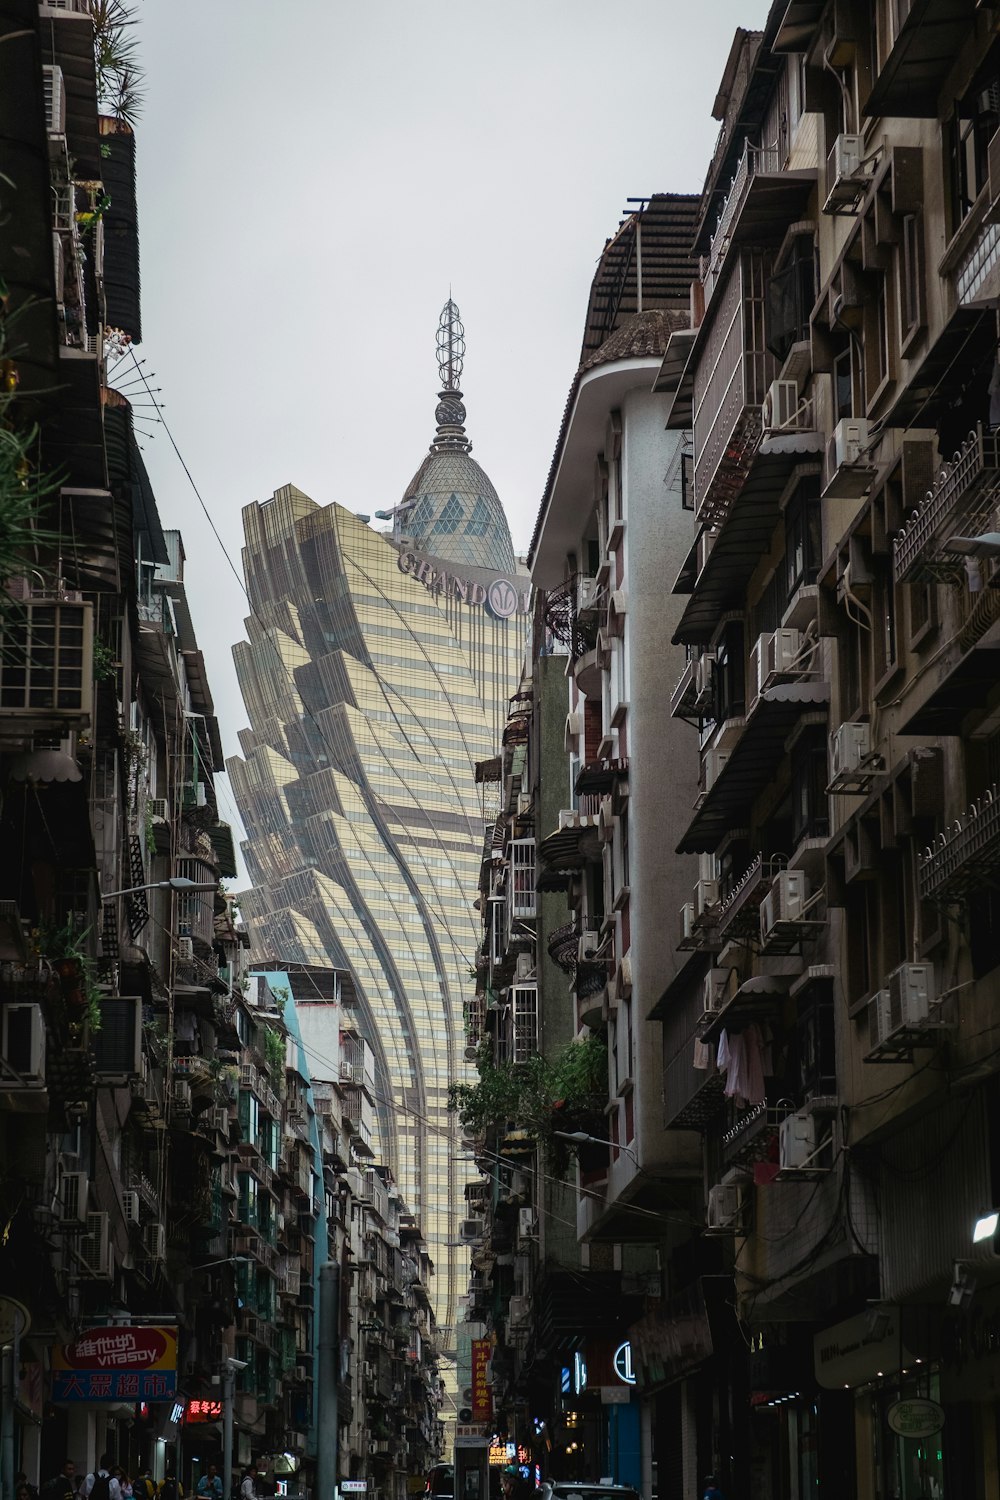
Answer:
(52, 1325, 177, 1403)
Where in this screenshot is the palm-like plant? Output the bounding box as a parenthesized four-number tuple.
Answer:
(89, 0, 145, 128)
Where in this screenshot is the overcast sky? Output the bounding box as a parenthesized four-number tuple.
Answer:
(133, 0, 772, 871)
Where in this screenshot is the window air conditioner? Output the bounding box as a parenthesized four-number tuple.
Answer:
(694, 653, 715, 705)
(706, 1183, 745, 1232)
(42, 64, 67, 135)
(679, 902, 697, 945)
(79, 1211, 112, 1278)
(830, 721, 871, 779)
(704, 749, 730, 791)
(178, 937, 194, 962)
(827, 418, 871, 492)
(702, 967, 731, 1014)
(144, 1223, 166, 1262)
(508, 1295, 530, 1325)
(515, 952, 534, 980)
(577, 576, 600, 614)
(2, 1002, 45, 1083)
(886, 963, 934, 1033)
(519, 1207, 538, 1238)
(762, 379, 800, 433)
(694, 878, 719, 920)
(60, 1171, 90, 1225)
(760, 870, 810, 943)
(172, 1080, 191, 1108)
(867, 989, 892, 1052)
(753, 628, 803, 699)
(778, 1111, 817, 1171)
(824, 133, 866, 211)
(121, 1190, 140, 1225)
(577, 930, 600, 963)
(458, 1218, 483, 1243)
(517, 793, 532, 816)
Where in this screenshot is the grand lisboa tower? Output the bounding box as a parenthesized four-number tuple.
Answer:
(229, 301, 525, 1372)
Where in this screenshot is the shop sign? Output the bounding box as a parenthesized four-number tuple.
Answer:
(0, 1296, 30, 1343)
(887, 1399, 945, 1439)
(397, 551, 531, 617)
(628, 1282, 715, 1391)
(814, 1309, 910, 1390)
(186, 1399, 223, 1422)
(471, 1338, 493, 1422)
(454, 1424, 489, 1449)
(52, 1324, 178, 1403)
(613, 1341, 636, 1385)
(342, 1482, 368, 1492)
(600, 1386, 631, 1405)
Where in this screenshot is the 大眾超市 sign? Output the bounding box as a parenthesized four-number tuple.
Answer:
(52, 1325, 177, 1403)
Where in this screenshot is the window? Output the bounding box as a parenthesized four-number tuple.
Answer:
(950, 74, 1000, 230)
(765, 238, 816, 363)
(784, 488, 822, 600)
(834, 345, 854, 422)
(899, 213, 925, 344)
(434, 495, 464, 534)
(712, 620, 746, 724)
(871, 562, 898, 685)
(465, 498, 491, 536)
(791, 736, 829, 846)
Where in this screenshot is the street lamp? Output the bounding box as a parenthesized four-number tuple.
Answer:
(193, 1256, 251, 1270)
(102, 877, 218, 901)
(944, 532, 1000, 557)
(222, 1357, 248, 1500)
(553, 1129, 639, 1166)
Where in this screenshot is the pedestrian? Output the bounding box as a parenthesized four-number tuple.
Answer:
(195, 1468, 222, 1500)
(238, 1467, 260, 1500)
(113, 1470, 132, 1500)
(134, 1473, 156, 1500)
(41, 1460, 77, 1500)
(702, 1476, 725, 1500)
(158, 1472, 183, 1500)
(15, 1474, 38, 1500)
(81, 1457, 122, 1500)
(17, 1483, 35, 1500)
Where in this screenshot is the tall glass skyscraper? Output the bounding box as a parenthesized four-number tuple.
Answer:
(229, 302, 524, 1359)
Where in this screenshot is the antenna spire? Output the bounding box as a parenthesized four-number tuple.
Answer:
(430, 297, 471, 453)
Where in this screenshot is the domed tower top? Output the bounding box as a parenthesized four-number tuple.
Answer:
(398, 299, 516, 574)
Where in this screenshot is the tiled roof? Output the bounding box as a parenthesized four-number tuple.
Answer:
(579, 308, 691, 373)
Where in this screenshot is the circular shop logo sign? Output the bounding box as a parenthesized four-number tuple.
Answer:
(486, 578, 518, 619)
(886, 1399, 945, 1439)
(613, 1340, 636, 1385)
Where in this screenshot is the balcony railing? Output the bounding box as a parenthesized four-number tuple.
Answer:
(894, 427, 1000, 584)
(705, 145, 781, 301)
(919, 784, 1000, 901)
(717, 854, 787, 941)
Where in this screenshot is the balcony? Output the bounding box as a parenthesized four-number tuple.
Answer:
(717, 854, 783, 943)
(919, 784, 1000, 902)
(893, 427, 1000, 584)
(703, 144, 816, 306)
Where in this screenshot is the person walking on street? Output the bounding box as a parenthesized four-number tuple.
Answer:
(196, 1467, 222, 1500)
(133, 1473, 155, 1500)
(158, 1472, 182, 1500)
(238, 1467, 260, 1500)
(41, 1460, 77, 1500)
(702, 1476, 725, 1500)
(81, 1457, 122, 1500)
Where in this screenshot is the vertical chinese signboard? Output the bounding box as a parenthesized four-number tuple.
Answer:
(471, 1339, 492, 1422)
(52, 1326, 178, 1402)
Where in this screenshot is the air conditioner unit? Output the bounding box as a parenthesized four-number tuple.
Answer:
(702, 967, 731, 1014)
(608, 588, 627, 634)
(2, 1002, 45, 1082)
(508, 1295, 530, 1324)
(121, 1190, 141, 1225)
(762, 379, 800, 433)
(679, 901, 697, 945)
(60, 1171, 90, 1225)
(886, 963, 934, 1033)
(577, 576, 600, 613)
(172, 1080, 191, 1108)
(42, 64, 67, 135)
(598, 797, 614, 843)
(177, 937, 194, 962)
(753, 628, 803, 698)
(577, 930, 600, 963)
(760, 870, 811, 942)
(144, 1222, 166, 1262)
(78, 1211, 112, 1278)
(830, 721, 871, 779)
(148, 797, 168, 820)
(824, 132, 866, 211)
(519, 1207, 538, 1238)
(704, 749, 731, 791)
(294, 1365, 308, 1382)
(694, 653, 715, 705)
(779, 1111, 817, 1171)
(694, 878, 719, 920)
(867, 989, 892, 1051)
(458, 1218, 483, 1243)
(517, 793, 532, 816)
(827, 417, 871, 488)
(515, 952, 534, 980)
(706, 1183, 745, 1232)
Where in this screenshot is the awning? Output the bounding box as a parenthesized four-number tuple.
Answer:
(677, 682, 830, 854)
(700, 972, 796, 1045)
(209, 822, 239, 880)
(864, 0, 980, 119)
(772, 0, 825, 51)
(475, 756, 502, 783)
(674, 444, 823, 645)
(538, 814, 601, 870)
(654, 329, 697, 429)
(7, 749, 82, 783)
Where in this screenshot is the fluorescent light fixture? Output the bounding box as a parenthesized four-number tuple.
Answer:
(973, 1211, 999, 1243)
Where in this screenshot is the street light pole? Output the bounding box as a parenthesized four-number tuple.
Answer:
(101, 877, 218, 901)
(222, 1358, 246, 1500)
(552, 1129, 639, 1166)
